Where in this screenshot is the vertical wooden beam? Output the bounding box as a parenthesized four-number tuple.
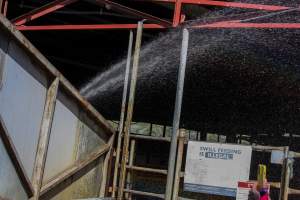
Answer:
(30, 78, 59, 200)
(172, 129, 185, 200)
(117, 21, 143, 200)
(127, 139, 136, 200)
(112, 30, 134, 198)
(279, 146, 290, 200)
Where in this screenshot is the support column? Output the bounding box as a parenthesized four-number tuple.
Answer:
(30, 78, 59, 200)
(165, 28, 189, 200)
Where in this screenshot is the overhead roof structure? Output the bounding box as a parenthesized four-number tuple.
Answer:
(4, 0, 300, 136)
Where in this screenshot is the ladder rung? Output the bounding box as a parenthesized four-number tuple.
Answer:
(124, 189, 164, 199)
(126, 165, 167, 175)
(130, 134, 171, 142)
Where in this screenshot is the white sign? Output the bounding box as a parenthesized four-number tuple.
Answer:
(184, 141, 252, 197)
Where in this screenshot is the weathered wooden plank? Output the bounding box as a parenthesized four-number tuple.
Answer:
(99, 134, 115, 197)
(30, 78, 59, 200)
(117, 21, 143, 200)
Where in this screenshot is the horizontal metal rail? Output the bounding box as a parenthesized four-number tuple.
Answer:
(16, 24, 165, 31)
(16, 23, 300, 31)
(134, 0, 290, 11)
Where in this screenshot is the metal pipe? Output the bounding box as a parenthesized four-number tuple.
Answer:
(117, 21, 144, 200)
(279, 146, 290, 200)
(165, 28, 189, 200)
(112, 30, 133, 198)
(172, 129, 185, 200)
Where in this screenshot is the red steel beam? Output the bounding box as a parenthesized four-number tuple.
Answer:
(16, 22, 300, 31)
(134, 0, 290, 11)
(16, 24, 165, 31)
(172, 0, 182, 27)
(89, 0, 172, 26)
(194, 22, 300, 29)
(12, 0, 78, 26)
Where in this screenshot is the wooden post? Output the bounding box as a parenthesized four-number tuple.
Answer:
(117, 21, 143, 200)
(127, 139, 136, 200)
(279, 146, 290, 200)
(172, 129, 185, 200)
(112, 30, 133, 198)
(30, 78, 59, 200)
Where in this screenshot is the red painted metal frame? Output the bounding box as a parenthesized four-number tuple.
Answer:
(172, 0, 182, 26)
(12, 0, 79, 26)
(15, 22, 300, 30)
(16, 24, 165, 31)
(11, 0, 297, 31)
(135, 0, 290, 11)
(194, 22, 300, 29)
(90, 0, 172, 26)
